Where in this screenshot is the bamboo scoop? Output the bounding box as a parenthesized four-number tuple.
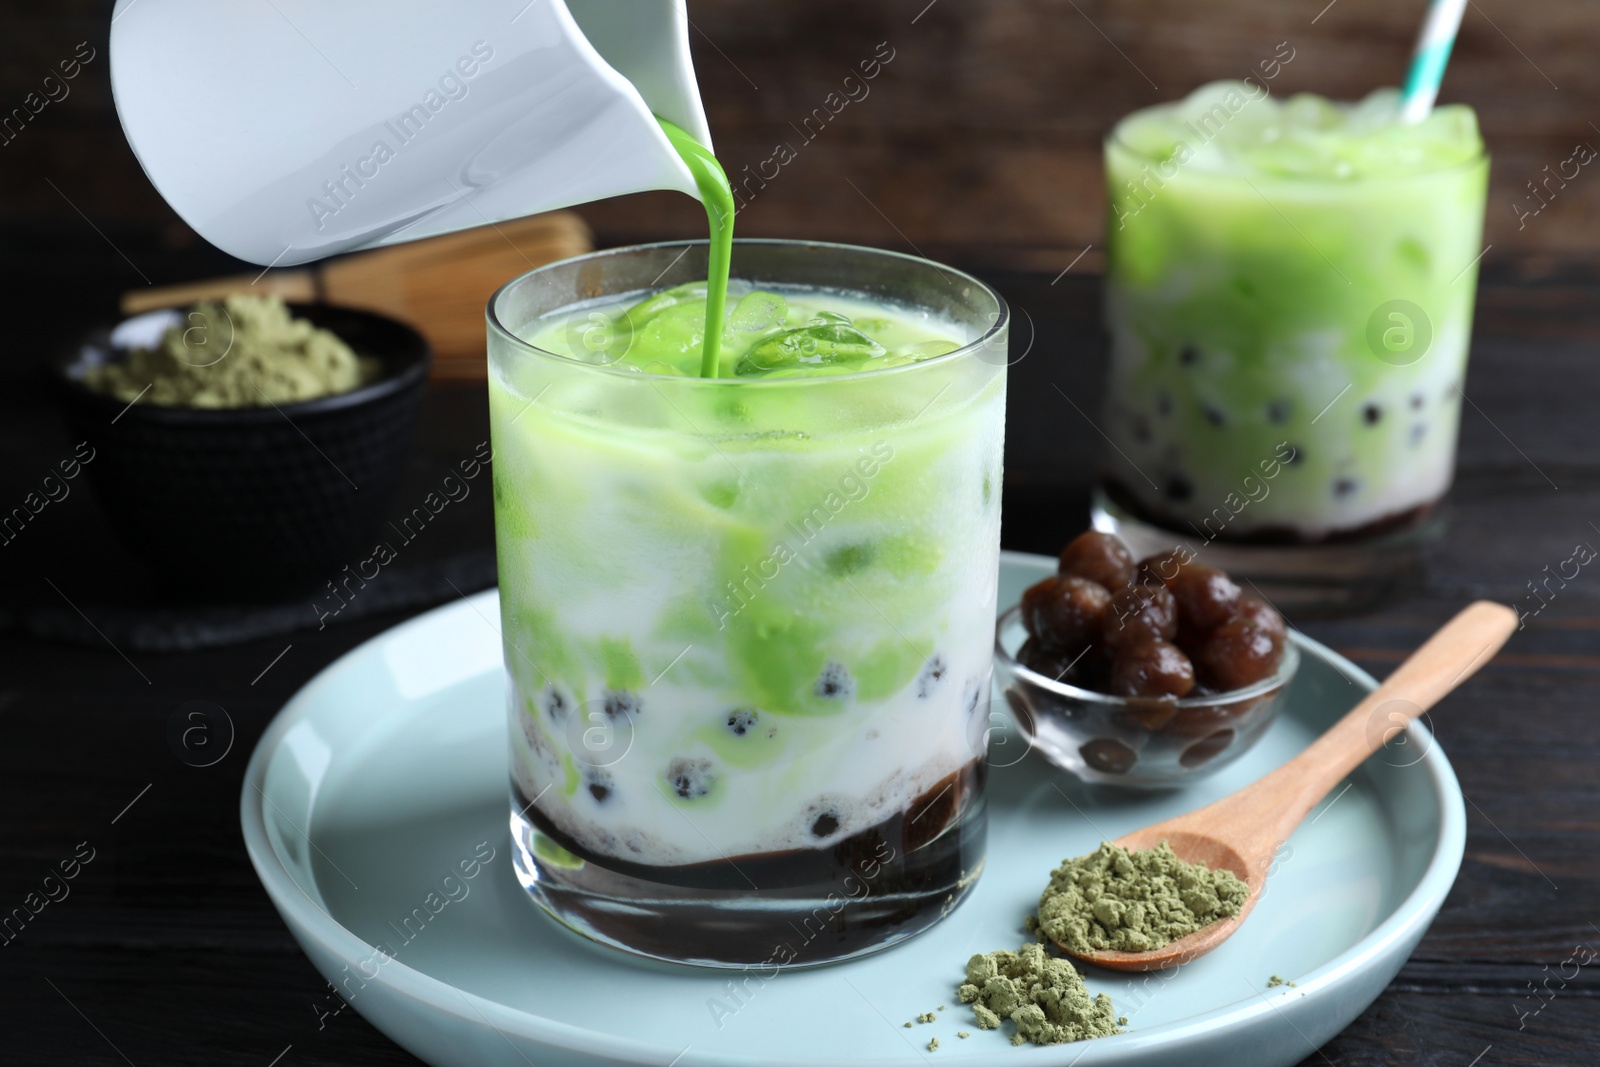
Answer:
(121, 212, 592, 381)
(1057, 600, 1518, 972)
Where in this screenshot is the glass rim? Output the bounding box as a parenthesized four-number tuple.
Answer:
(486, 237, 1010, 388)
(1104, 127, 1489, 186)
(995, 605, 1301, 708)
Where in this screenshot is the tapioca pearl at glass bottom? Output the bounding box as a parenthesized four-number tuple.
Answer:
(666, 756, 715, 799)
(603, 689, 640, 720)
(540, 683, 569, 720)
(917, 654, 948, 698)
(585, 767, 614, 803)
(816, 661, 855, 699)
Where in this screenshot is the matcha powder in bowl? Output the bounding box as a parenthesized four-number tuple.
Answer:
(87, 293, 379, 407)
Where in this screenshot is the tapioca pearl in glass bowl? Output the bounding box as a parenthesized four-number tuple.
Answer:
(993, 606, 1299, 789)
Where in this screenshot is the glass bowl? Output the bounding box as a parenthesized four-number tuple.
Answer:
(993, 606, 1300, 788)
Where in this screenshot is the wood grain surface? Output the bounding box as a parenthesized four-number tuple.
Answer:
(2, 255, 1597, 1065)
(2, 0, 1597, 1060)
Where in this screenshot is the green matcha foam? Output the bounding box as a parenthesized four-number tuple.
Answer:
(527, 282, 963, 380)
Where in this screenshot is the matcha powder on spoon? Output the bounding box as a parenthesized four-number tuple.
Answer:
(1036, 840, 1249, 955)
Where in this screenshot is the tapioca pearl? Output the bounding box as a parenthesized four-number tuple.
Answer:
(905, 771, 962, 852)
(802, 797, 856, 842)
(1266, 399, 1292, 424)
(1059, 531, 1136, 590)
(540, 684, 569, 721)
(1362, 403, 1382, 426)
(1201, 403, 1227, 428)
(1180, 730, 1235, 768)
(917, 654, 948, 698)
(726, 708, 759, 736)
(519, 707, 545, 751)
(1165, 474, 1194, 502)
(1282, 445, 1304, 465)
(1333, 477, 1360, 498)
(1409, 423, 1428, 447)
(603, 690, 640, 720)
(962, 675, 989, 718)
(585, 768, 615, 804)
(1080, 737, 1137, 774)
(665, 756, 715, 799)
(816, 661, 855, 699)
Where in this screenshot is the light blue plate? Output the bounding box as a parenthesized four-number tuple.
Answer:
(242, 551, 1464, 1067)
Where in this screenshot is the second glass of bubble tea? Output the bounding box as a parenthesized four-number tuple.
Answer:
(1094, 82, 1489, 611)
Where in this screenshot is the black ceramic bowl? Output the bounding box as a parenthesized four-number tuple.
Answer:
(54, 303, 430, 597)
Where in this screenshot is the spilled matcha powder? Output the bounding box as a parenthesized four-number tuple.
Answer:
(87, 293, 378, 407)
(957, 943, 1124, 1046)
(1037, 841, 1248, 955)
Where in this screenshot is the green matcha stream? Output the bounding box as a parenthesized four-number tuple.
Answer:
(574, 120, 964, 381)
(657, 117, 736, 378)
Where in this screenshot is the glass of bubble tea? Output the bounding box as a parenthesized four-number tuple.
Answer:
(1094, 83, 1488, 612)
(488, 239, 1009, 967)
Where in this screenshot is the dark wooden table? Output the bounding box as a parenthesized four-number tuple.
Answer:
(2, 257, 1596, 1066)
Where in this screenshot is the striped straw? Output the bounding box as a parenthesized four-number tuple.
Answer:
(1399, 0, 1469, 122)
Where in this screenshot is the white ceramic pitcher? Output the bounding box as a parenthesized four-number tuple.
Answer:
(110, 0, 711, 266)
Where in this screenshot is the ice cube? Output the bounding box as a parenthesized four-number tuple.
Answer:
(622, 282, 710, 328)
(737, 324, 887, 375)
(807, 310, 851, 326)
(727, 290, 788, 334)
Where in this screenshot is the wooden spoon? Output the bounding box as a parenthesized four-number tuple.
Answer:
(1055, 600, 1518, 972)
